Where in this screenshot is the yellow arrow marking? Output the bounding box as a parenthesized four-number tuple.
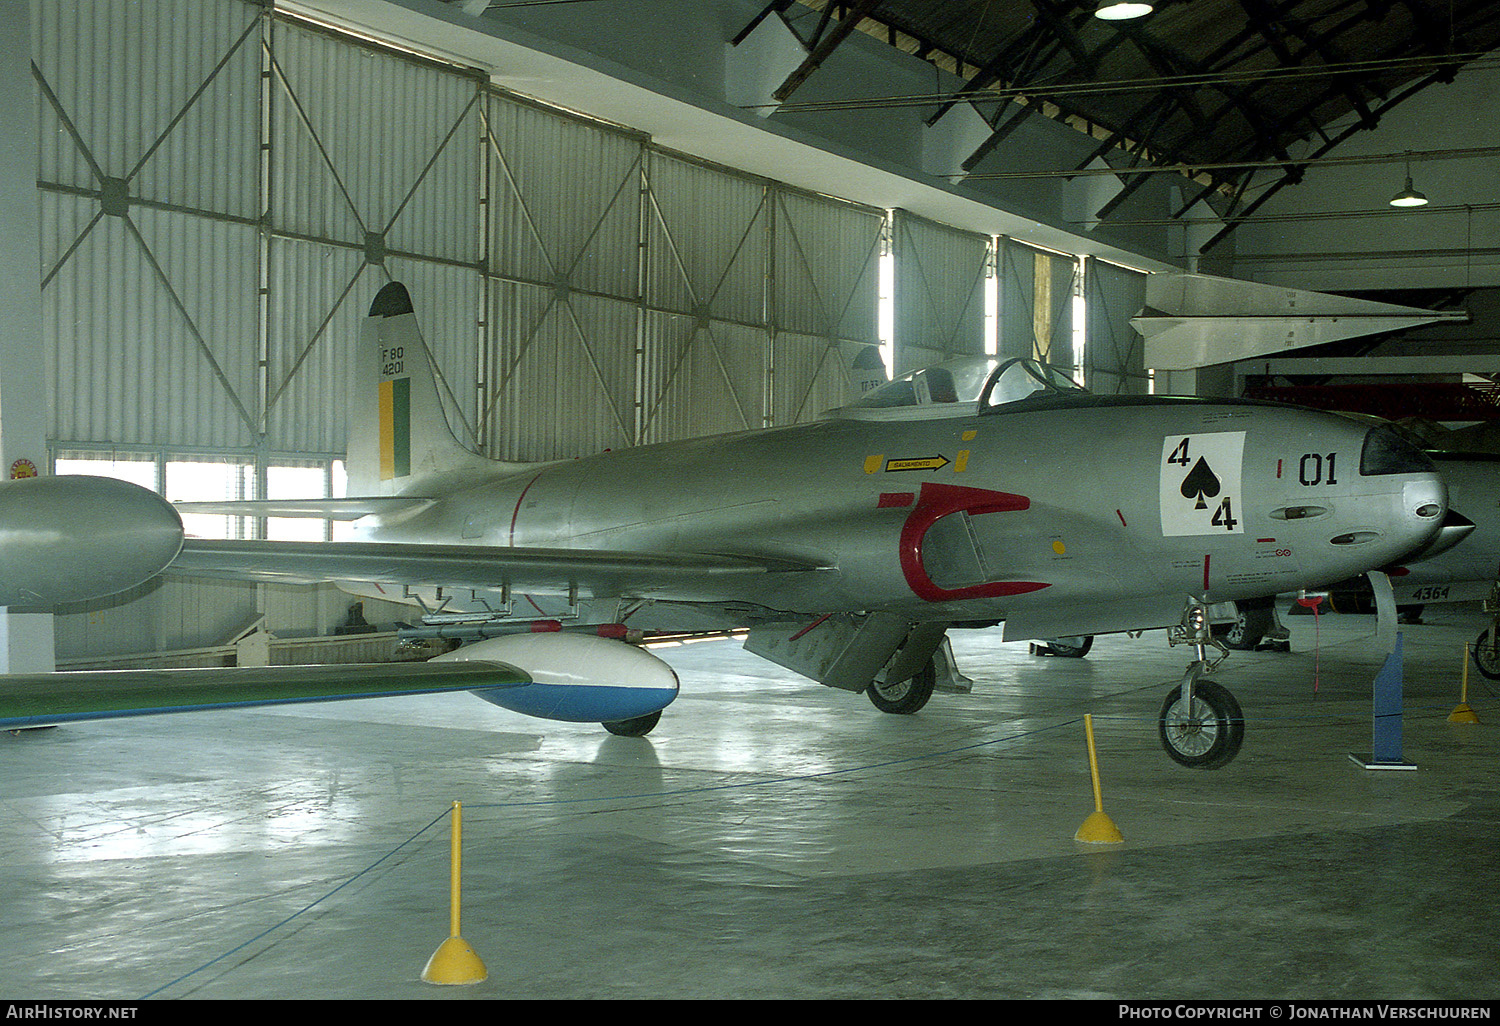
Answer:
(885, 455, 950, 472)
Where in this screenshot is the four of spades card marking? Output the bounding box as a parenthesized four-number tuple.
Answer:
(1160, 432, 1246, 537)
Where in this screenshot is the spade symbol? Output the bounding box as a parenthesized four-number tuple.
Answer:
(1180, 457, 1221, 510)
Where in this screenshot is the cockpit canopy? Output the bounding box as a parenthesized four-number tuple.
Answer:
(840, 356, 1085, 420)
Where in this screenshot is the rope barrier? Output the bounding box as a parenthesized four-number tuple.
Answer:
(137, 647, 1480, 997)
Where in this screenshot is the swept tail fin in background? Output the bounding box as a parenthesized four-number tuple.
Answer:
(347, 282, 509, 495)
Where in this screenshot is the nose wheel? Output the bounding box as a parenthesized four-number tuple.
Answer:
(1161, 601, 1245, 769)
(1158, 676, 1244, 769)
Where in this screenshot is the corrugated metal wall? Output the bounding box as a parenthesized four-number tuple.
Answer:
(35, 1, 1109, 662)
(266, 16, 486, 455)
(38, 0, 264, 451)
(997, 236, 1079, 371)
(641, 150, 770, 443)
(33, 0, 892, 660)
(482, 92, 646, 460)
(771, 187, 884, 423)
(890, 209, 990, 374)
(1086, 259, 1150, 395)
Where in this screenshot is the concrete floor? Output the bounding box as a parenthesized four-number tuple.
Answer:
(2, 604, 1498, 1001)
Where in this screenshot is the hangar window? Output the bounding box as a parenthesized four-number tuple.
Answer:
(53, 450, 158, 492)
(266, 462, 331, 542)
(52, 448, 348, 541)
(166, 458, 256, 540)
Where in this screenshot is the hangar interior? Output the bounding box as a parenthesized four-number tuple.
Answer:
(4, 0, 1500, 1001)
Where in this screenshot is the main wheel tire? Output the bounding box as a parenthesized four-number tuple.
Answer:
(1473, 629, 1500, 681)
(1157, 680, 1244, 769)
(1038, 635, 1093, 658)
(1216, 606, 1273, 651)
(602, 710, 661, 737)
(867, 659, 936, 714)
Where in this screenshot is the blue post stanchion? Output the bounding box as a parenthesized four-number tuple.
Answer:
(1350, 632, 1416, 771)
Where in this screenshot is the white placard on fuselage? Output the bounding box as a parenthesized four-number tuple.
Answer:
(1160, 432, 1246, 536)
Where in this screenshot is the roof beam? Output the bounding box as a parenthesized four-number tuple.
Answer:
(771, 0, 883, 104)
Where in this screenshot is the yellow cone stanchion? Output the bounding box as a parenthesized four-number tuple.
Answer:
(1449, 645, 1480, 724)
(1075, 714, 1124, 844)
(422, 801, 488, 985)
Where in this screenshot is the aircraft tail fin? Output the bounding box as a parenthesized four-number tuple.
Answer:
(347, 282, 507, 495)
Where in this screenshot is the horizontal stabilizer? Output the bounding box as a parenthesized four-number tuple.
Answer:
(173, 497, 434, 520)
(170, 538, 829, 601)
(0, 661, 529, 730)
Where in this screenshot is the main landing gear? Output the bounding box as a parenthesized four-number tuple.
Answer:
(1160, 602, 1245, 769)
(1030, 635, 1094, 658)
(1472, 582, 1500, 682)
(866, 658, 937, 714)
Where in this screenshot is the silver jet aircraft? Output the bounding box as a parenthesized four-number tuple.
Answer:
(169, 282, 1450, 769)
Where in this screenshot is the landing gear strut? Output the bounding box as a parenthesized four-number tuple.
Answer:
(1474, 583, 1500, 682)
(1160, 602, 1245, 769)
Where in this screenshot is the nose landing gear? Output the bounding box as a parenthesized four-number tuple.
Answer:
(1160, 602, 1246, 769)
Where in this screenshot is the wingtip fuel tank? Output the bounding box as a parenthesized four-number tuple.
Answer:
(0, 475, 184, 607)
(436, 633, 679, 724)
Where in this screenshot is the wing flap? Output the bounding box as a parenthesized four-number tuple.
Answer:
(0, 661, 529, 730)
(169, 538, 828, 601)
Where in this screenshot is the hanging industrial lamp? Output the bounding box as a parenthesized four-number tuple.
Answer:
(1095, 1, 1154, 19)
(1390, 154, 1429, 207)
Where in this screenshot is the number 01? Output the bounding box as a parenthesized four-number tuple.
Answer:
(1299, 452, 1338, 486)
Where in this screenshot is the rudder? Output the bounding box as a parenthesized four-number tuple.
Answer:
(347, 282, 496, 495)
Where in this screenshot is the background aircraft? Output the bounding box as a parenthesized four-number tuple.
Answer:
(1205, 448, 1496, 657)
(161, 281, 1451, 769)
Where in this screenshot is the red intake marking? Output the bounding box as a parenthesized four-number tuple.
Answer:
(899, 482, 1049, 603)
(1116, 509, 1127, 527)
(878, 492, 916, 508)
(1276, 459, 1283, 479)
(1203, 554, 1211, 591)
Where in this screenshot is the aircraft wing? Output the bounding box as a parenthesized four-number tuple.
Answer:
(0, 660, 529, 730)
(169, 538, 829, 601)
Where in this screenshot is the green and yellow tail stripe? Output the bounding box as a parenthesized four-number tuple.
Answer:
(378, 377, 411, 480)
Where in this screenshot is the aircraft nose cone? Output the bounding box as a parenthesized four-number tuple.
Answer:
(1405, 477, 1447, 522)
(0, 476, 185, 607)
(1396, 473, 1448, 553)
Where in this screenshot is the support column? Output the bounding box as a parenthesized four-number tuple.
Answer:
(0, 6, 54, 674)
